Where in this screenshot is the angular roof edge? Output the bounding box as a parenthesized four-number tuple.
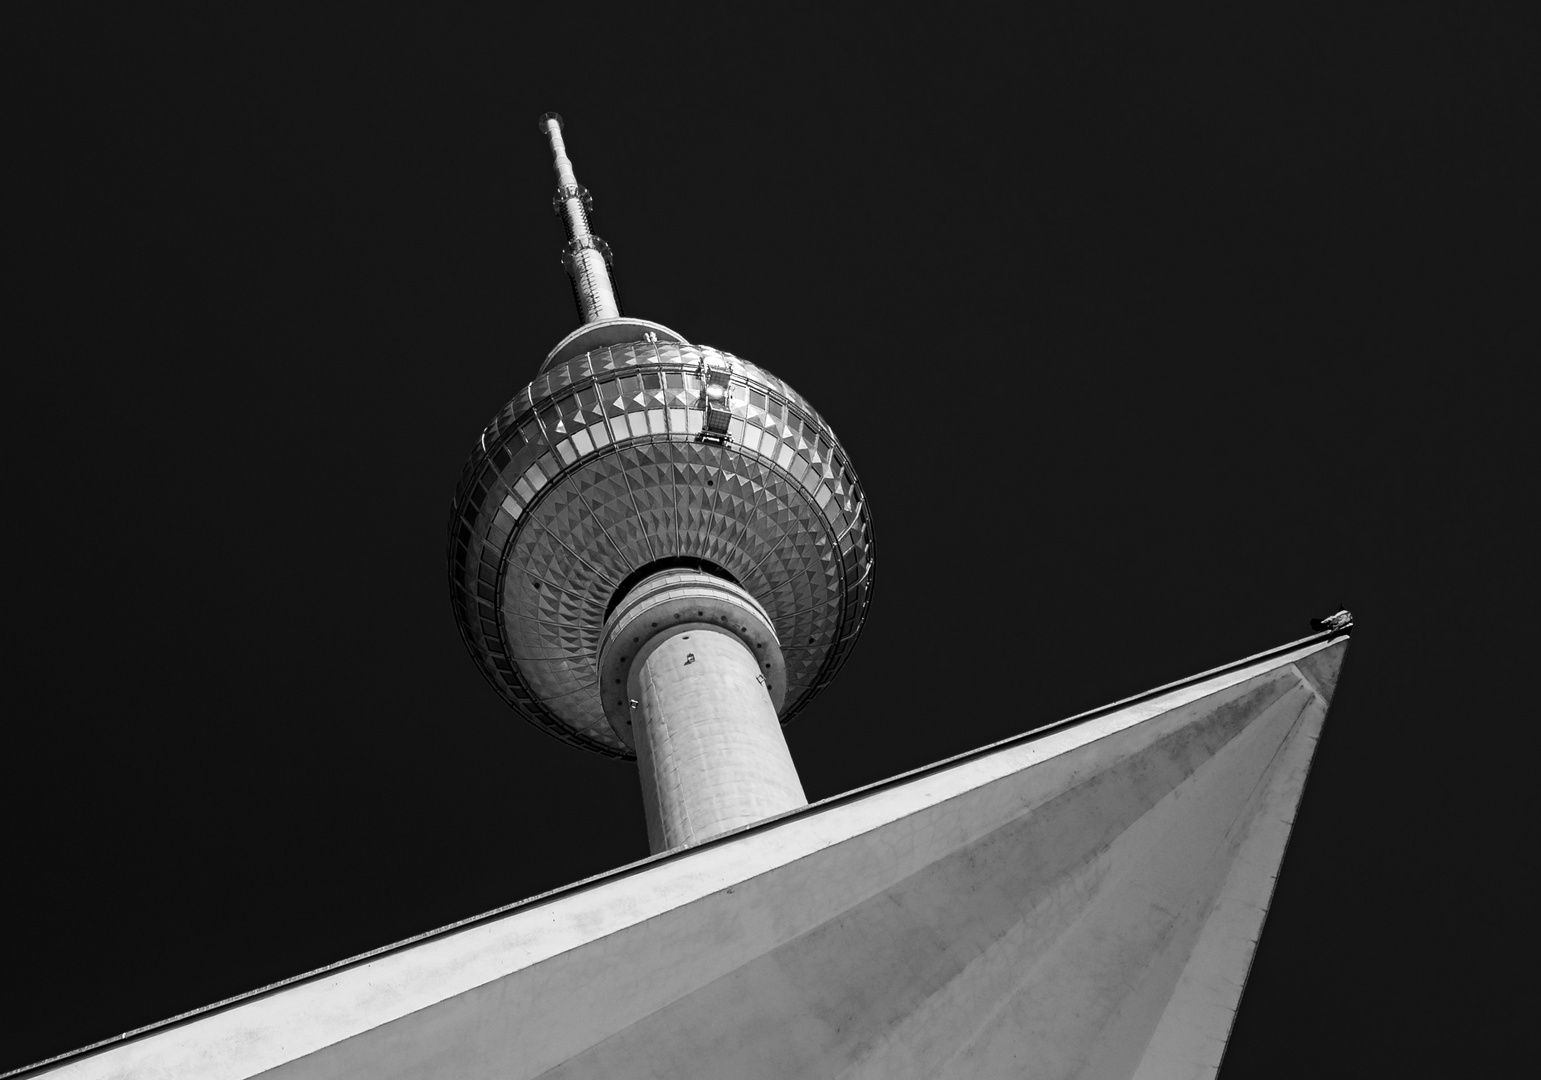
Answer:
(5, 624, 1351, 1079)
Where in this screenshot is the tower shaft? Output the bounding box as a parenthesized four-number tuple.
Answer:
(635, 629, 806, 851)
(601, 570, 807, 852)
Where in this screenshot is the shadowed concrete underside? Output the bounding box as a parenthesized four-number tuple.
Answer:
(31, 637, 1347, 1080)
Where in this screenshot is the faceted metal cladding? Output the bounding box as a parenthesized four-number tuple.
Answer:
(447, 338, 875, 757)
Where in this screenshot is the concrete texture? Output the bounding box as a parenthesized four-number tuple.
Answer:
(634, 627, 807, 851)
(33, 636, 1348, 1080)
(600, 569, 803, 851)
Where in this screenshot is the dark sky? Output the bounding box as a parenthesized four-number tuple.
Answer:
(4, 4, 1517, 1076)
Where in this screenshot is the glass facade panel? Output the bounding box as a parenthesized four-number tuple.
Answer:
(600, 380, 626, 416)
(740, 425, 765, 456)
(538, 403, 564, 436)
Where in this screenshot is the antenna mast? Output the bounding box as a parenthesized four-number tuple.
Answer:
(539, 113, 621, 325)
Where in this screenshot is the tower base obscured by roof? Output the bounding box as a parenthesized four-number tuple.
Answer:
(32, 635, 1347, 1080)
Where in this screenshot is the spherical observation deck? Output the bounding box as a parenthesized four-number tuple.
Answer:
(447, 331, 876, 758)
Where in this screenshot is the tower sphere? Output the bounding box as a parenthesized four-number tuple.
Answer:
(448, 319, 876, 757)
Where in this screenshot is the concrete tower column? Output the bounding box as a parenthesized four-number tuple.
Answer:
(599, 570, 807, 852)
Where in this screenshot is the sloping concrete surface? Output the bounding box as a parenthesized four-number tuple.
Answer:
(32, 637, 1347, 1080)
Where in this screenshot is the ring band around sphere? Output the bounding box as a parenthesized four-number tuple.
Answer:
(598, 570, 786, 745)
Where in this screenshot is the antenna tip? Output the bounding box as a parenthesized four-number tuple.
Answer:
(538, 111, 564, 135)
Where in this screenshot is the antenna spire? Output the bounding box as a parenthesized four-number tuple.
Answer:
(539, 113, 621, 325)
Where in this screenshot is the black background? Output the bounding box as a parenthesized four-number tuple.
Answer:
(4, 3, 1518, 1076)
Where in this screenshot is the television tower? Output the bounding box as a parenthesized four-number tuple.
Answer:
(447, 114, 875, 852)
(14, 113, 1353, 1080)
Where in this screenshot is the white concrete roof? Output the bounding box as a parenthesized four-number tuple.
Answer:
(26, 634, 1348, 1080)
